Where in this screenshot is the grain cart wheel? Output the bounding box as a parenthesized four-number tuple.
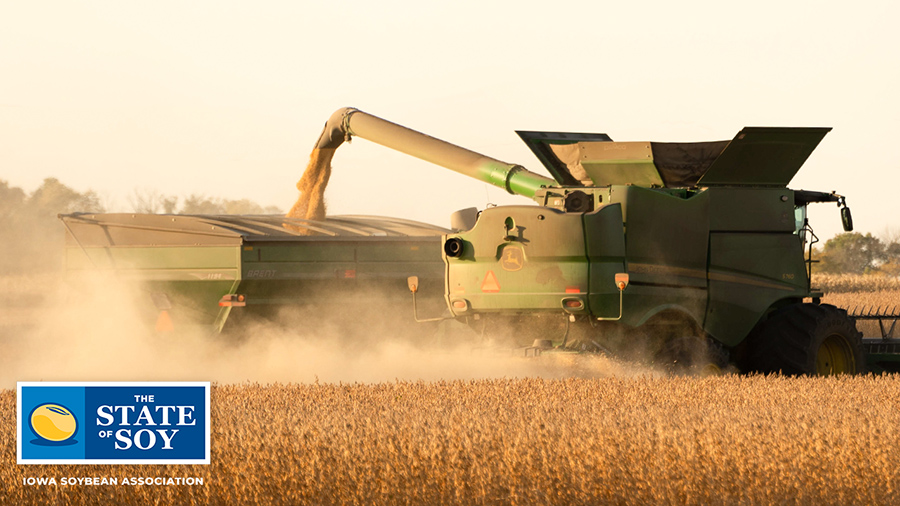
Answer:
(644, 312, 728, 374)
(747, 303, 865, 376)
(655, 335, 730, 375)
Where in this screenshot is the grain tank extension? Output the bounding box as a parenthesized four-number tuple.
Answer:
(315, 108, 891, 375)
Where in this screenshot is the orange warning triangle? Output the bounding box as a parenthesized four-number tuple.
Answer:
(481, 270, 500, 292)
(155, 310, 174, 332)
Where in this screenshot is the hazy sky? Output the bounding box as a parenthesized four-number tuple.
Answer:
(2, 1, 898, 241)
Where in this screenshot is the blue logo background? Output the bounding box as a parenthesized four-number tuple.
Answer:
(21, 386, 85, 460)
(84, 386, 206, 460)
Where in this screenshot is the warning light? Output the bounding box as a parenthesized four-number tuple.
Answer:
(219, 294, 247, 307)
(615, 273, 630, 291)
(451, 300, 468, 311)
(562, 298, 584, 311)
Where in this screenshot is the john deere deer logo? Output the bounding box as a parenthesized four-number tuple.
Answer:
(500, 247, 524, 272)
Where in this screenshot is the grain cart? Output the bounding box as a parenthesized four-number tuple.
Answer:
(308, 107, 899, 375)
(60, 213, 450, 337)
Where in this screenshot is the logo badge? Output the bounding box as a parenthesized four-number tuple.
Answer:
(500, 247, 525, 272)
(18, 382, 210, 465)
(30, 403, 78, 443)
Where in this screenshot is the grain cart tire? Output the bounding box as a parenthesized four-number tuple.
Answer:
(655, 335, 730, 375)
(643, 312, 728, 374)
(746, 303, 865, 376)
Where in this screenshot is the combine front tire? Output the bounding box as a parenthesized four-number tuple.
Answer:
(747, 303, 865, 376)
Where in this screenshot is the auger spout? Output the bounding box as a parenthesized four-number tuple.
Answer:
(314, 107, 555, 198)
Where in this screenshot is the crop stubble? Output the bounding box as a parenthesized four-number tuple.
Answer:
(4, 376, 900, 505)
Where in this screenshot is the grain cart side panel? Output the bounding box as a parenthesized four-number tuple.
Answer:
(608, 186, 710, 327)
(356, 242, 444, 279)
(65, 245, 239, 273)
(445, 206, 588, 314)
(62, 213, 449, 334)
(238, 241, 359, 307)
(231, 238, 445, 333)
(64, 245, 241, 331)
(62, 214, 243, 332)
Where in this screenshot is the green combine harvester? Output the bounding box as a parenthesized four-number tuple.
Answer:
(61, 108, 900, 375)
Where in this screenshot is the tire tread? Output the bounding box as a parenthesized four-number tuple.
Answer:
(745, 303, 865, 375)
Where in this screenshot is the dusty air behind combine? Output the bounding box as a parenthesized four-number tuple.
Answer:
(61, 107, 900, 375)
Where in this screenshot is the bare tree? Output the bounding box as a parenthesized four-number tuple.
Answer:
(128, 188, 178, 214)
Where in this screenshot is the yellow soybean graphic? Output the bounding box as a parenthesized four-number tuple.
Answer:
(30, 404, 77, 441)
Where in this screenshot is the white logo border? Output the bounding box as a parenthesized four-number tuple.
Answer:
(17, 381, 211, 465)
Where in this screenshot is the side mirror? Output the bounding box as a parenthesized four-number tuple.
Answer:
(841, 206, 853, 232)
(407, 276, 419, 294)
(615, 273, 629, 291)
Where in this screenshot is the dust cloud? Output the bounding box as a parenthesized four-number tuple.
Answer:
(0, 274, 657, 389)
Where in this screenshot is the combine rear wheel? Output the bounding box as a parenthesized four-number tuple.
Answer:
(746, 303, 864, 376)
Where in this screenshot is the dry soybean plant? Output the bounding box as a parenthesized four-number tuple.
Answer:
(4, 377, 900, 505)
(814, 273, 900, 294)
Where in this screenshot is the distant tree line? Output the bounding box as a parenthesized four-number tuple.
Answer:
(0, 178, 105, 275)
(127, 188, 282, 215)
(813, 232, 900, 276)
(0, 178, 283, 275)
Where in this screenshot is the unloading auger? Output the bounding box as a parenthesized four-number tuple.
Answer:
(308, 107, 556, 198)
